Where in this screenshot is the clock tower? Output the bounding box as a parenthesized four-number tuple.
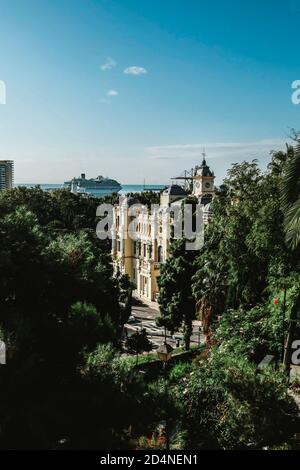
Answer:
(193, 154, 215, 203)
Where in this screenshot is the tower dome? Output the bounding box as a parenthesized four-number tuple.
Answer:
(193, 155, 215, 198)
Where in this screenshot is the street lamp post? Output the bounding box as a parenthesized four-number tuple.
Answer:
(157, 341, 173, 451)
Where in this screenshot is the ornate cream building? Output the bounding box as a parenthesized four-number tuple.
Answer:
(111, 158, 215, 302)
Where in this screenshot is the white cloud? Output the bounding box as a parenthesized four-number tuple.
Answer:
(101, 57, 117, 71)
(107, 90, 118, 97)
(123, 66, 147, 75)
(144, 138, 289, 184)
(146, 139, 286, 160)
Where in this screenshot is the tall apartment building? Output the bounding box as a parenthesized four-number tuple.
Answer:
(112, 158, 215, 302)
(0, 160, 14, 190)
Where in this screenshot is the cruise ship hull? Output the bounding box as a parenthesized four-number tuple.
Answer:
(74, 187, 121, 197)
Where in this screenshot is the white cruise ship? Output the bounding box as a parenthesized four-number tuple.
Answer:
(64, 173, 122, 197)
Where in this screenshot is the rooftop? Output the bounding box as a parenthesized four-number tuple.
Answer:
(162, 184, 187, 196)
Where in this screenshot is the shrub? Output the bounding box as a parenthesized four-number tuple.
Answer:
(169, 362, 192, 383)
(182, 352, 298, 449)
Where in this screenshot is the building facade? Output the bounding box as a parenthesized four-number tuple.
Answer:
(111, 158, 215, 302)
(0, 160, 14, 190)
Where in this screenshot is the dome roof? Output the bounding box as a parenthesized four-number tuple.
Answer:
(204, 202, 212, 213)
(162, 184, 187, 196)
(127, 196, 141, 206)
(120, 195, 141, 207)
(195, 158, 214, 177)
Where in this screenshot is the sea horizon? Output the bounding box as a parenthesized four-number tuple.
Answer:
(14, 183, 167, 194)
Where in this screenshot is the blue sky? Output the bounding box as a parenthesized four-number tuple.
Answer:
(0, 0, 299, 184)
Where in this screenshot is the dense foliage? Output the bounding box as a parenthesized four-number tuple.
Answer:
(125, 328, 152, 364)
(154, 142, 300, 449)
(2, 140, 300, 450)
(157, 239, 197, 350)
(181, 353, 298, 449)
(0, 189, 131, 448)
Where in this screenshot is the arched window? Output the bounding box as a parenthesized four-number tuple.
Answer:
(157, 246, 163, 263)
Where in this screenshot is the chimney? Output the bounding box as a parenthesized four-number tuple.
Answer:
(81, 173, 86, 179)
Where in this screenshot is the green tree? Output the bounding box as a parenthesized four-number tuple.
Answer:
(0, 206, 123, 448)
(0, 186, 108, 233)
(125, 329, 152, 364)
(192, 154, 297, 337)
(279, 136, 300, 372)
(182, 353, 297, 449)
(118, 274, 134, 326)
(157, 239, 197, 350)
(281, 137, 300, 249)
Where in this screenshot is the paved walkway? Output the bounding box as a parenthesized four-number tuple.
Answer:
(133, 293, 160, 312)
(124, 297, 205, 350)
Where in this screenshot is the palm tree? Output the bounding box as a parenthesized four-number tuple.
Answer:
(268, 144, 294, 176)
(280, 137, 300, 374)
(281, 139, 300, 249)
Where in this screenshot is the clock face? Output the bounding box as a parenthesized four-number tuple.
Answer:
(196, 182, 200, 188)
(205, 182, 211, 189)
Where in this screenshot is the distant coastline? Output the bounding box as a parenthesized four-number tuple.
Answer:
(14, 183, 166, 194)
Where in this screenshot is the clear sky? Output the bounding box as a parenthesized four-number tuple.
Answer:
(0, 0, 299, 184)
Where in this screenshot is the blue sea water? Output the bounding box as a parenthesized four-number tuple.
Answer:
(14, 183, 166, 195)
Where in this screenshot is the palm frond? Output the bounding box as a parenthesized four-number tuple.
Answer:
(284, 198, 300, 249)
(281, 141, 300, 209)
